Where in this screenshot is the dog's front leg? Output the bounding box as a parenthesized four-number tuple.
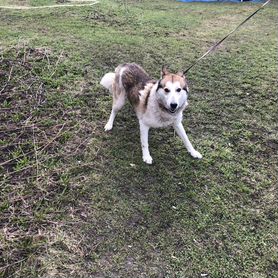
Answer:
(139, 121, 153, 164)
(173, 122, 202, 159)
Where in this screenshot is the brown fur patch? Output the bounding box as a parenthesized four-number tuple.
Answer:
(119, 63, 152, 106)
(159, 74, 187, 89)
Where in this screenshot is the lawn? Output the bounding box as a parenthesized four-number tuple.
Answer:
(0, 0, 277, 277)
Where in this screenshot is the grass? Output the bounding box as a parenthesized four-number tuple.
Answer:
(0, 0, 277, 277)
(0, 0, 94, 6)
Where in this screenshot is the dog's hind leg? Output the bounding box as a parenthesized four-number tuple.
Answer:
(173, 122, 202, 159)
(104, 89, 126, 131)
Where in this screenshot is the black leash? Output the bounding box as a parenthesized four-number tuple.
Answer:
(183, 0, 271, 74)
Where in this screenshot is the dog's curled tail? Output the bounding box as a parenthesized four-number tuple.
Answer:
(100, 72, 115, 92)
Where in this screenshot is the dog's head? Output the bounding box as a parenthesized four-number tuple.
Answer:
(156, 66, 189, 114)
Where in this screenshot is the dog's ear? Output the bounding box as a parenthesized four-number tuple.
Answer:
(161, 65, 169, 78)
(176, 71, 186, 78)
(177, 72, 189, 92)
(184, 79, 189, 93)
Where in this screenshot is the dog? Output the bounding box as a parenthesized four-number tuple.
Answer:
(100, 63, 202, 164)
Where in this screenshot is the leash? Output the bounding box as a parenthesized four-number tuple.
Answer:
(183, 0, 271, 74)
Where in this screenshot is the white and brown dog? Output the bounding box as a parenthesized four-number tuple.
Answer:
(100, 63, 202, 164)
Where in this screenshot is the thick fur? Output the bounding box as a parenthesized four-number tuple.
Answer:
(100, 63, 202, 164)
(100, 72, 115, 92)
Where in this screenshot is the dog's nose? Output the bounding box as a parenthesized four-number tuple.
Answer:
(170, 103, 178, 110)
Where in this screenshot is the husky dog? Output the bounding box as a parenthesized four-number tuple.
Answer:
(100, 63, 202, 164)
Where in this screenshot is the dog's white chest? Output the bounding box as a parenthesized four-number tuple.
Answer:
(138, 92, 182, 128)
(139, 110, 179, 128)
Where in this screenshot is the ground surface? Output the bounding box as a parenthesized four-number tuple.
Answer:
(0, 0, 277, 277)
(0, 0, 98, 9)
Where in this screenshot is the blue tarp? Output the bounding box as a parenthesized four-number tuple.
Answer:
(178, 0, 264, 3)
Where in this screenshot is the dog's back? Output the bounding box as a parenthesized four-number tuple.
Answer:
(115, 63, 152, 106)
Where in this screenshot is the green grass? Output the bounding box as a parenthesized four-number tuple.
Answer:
(0, 0, 277, 277)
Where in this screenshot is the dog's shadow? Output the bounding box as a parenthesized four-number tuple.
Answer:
(102, 109, 203, 235)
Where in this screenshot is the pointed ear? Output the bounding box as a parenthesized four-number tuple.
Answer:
(161, 65, 169, 78)
(177, 71, 189, 91)
(177, 71, 186, 78)
(184, 79, 189, 93)
(185, 83, 189, 93)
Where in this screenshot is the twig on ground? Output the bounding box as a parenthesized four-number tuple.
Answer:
(0, 258, 28, 274)
(0, 123, 64, 133)
(0, 123, 66, 168)
(50, 50, 64, 78)
(32, 125, 39, 184)
(0, 65, 13, 94)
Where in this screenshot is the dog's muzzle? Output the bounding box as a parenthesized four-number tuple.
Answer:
(159, 103, 178, 114)
(170, 103, 178, 113)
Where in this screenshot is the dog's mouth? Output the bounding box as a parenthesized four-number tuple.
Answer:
(168, 108, 177, 114)
(159, 103, 178, 114)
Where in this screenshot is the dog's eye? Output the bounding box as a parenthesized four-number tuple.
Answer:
(176, 88, 181, 92)
(164, 88, 170, 93)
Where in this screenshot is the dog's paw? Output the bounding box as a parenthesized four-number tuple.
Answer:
(104, 122, 113, 131)
(190, 150, 202, 159)
(143, 155, 153, 164)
